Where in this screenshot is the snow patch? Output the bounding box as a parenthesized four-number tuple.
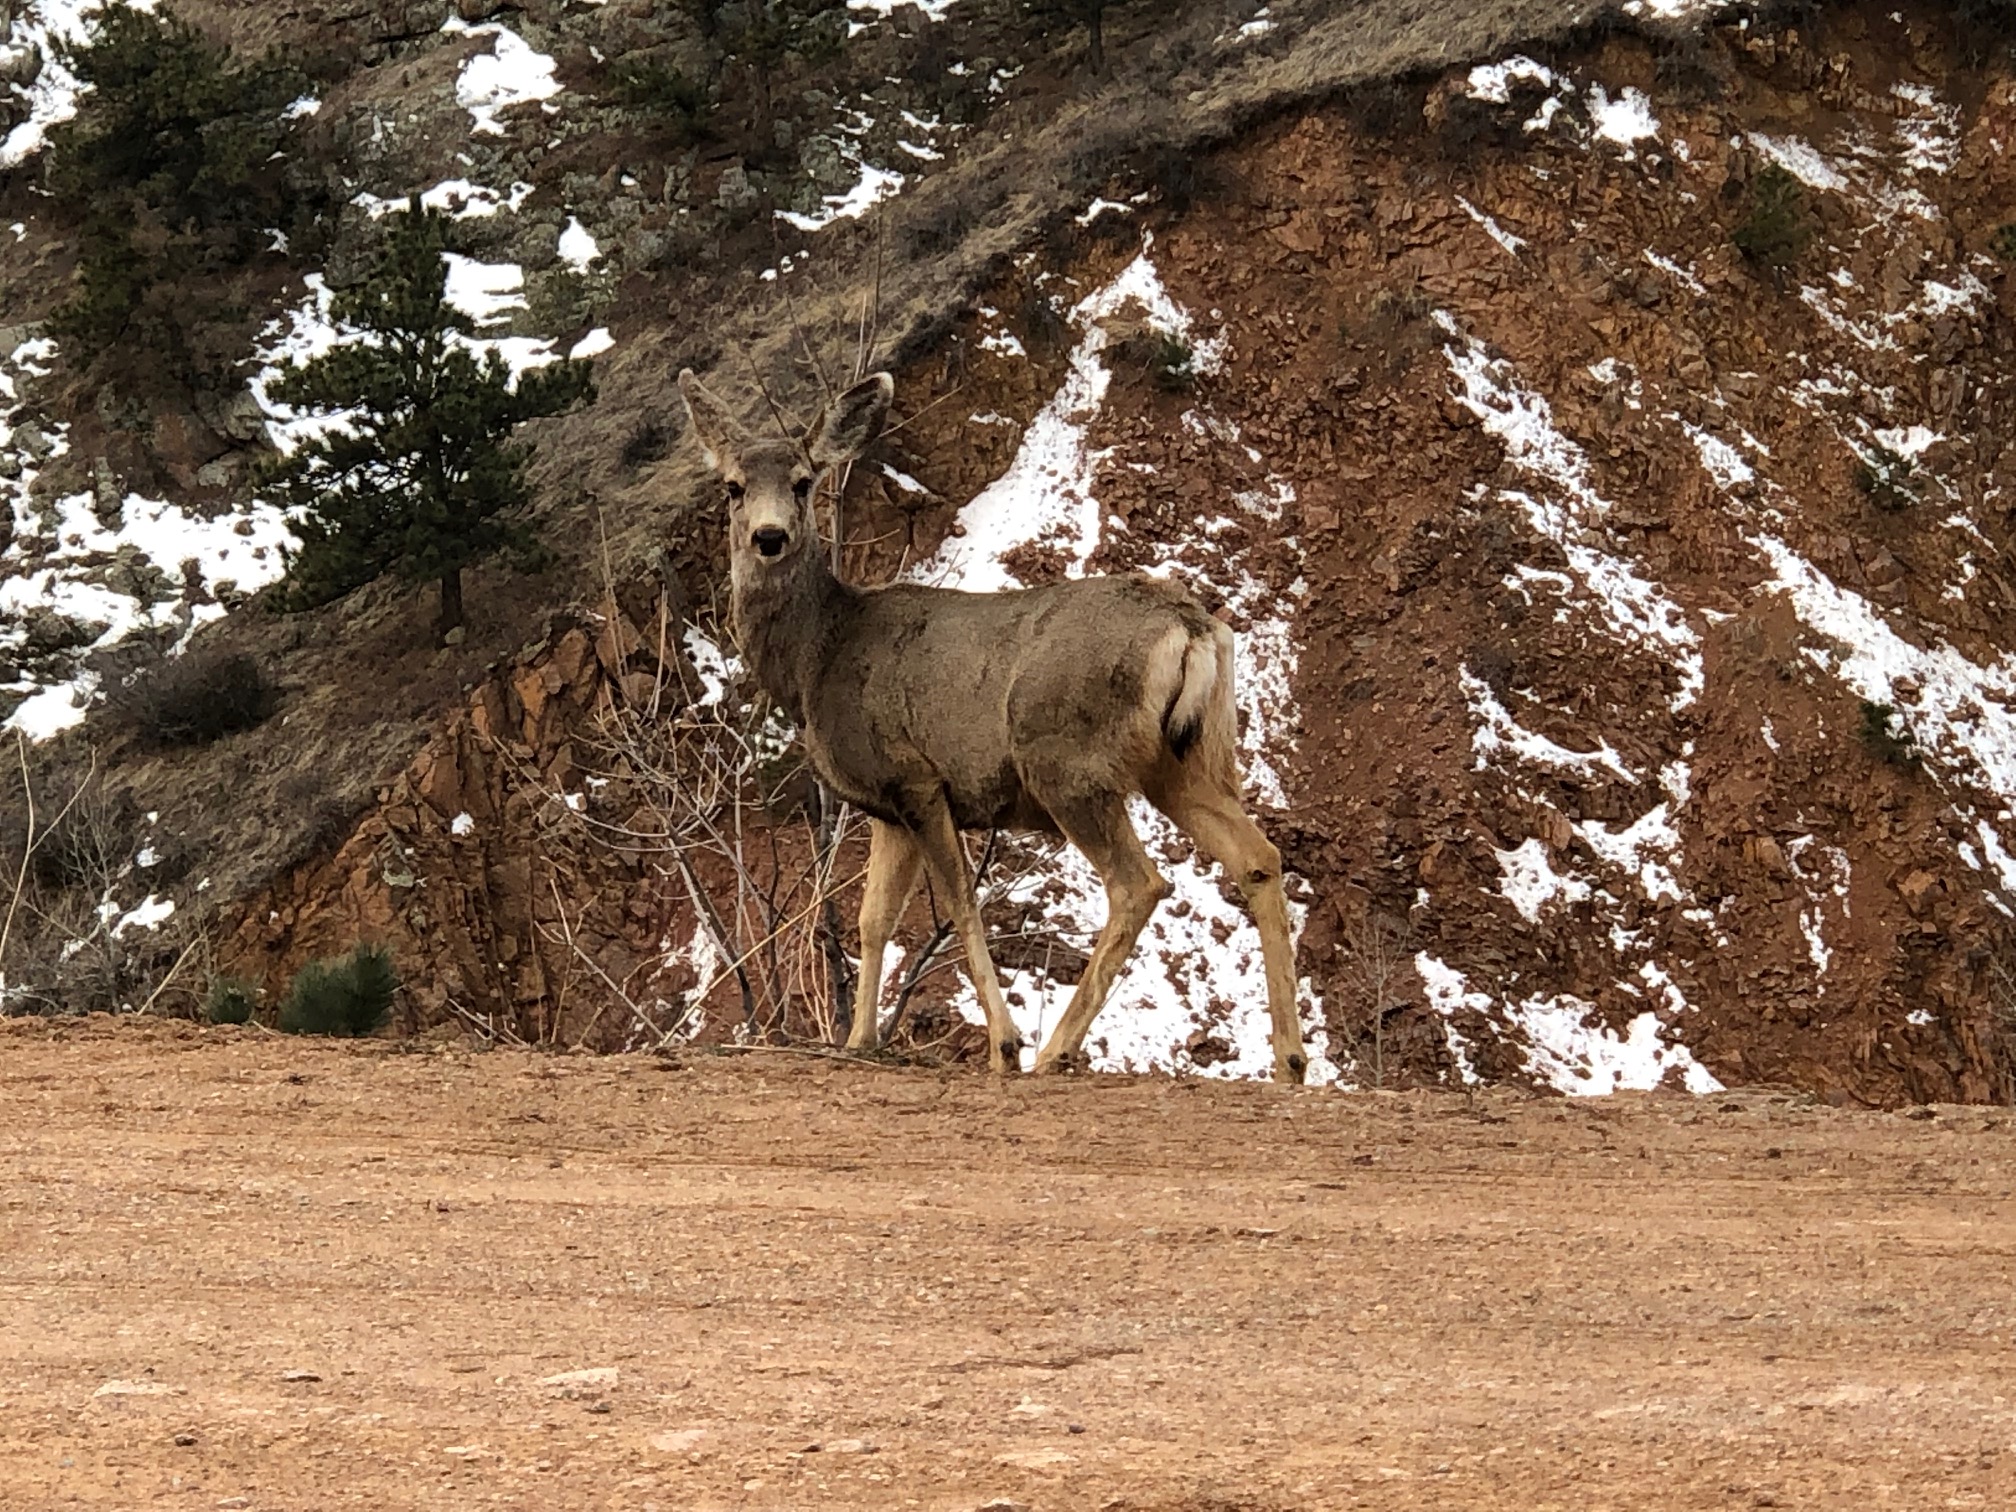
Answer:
(442, 254, 527, 327)
(557, 217, 601, 272)
(442, 16, 562, 136)
(1745, 132, 1851, 194)
(1685, 423, 1755, 490)
(1455, 196, 1526, 256)
(352, 179, 534, 220)
(1891, 82, 1961, 175)
(1461, 670, 1636, 781)
(1438, 318, 1704, 710)
(1511, 994, 1722, 1096)
(1756, 537, 2016, 895)
(921, 244, 1223, 594)
(1234, 8, 1275, 41)
(682, 628, 730, 707)
(0, 0, 159, 170)
(776, 161, 904, 232)
(845, 0, 960, 19)
(1414, 954, 1484, 1085)
(1466, 56, 1555, 104)
(1586, 84, 1660, 155)
(1418, 954, 1718, 1096)
(110, 893, 174, 937)
(1495, 837, 1592, 923)
(1573, 766, 1690, 905)
(2, 465, 293, 739)
(1643, 249, 1707, 296)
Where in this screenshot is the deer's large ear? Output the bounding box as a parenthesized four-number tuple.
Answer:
(805, 372, 894, 469)
(677, 369, 749, 472)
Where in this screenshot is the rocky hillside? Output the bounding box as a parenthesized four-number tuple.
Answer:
(5, 0, 2016, 1106)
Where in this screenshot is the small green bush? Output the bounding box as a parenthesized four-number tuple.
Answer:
(1991, 224, 2016, 265)
(606, 57, 713, 143)
(1732, 164, 1812, 268)
(277, 945, 397, 1037)
(204, 977, 259, 1025)
(1859, 700, 1920, 770)
(1146, 333, 1197, 391)
(1857, 444, 1919, 513)
(1113, 329, 1197, 391)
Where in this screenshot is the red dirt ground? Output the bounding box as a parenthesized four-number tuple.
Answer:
(3, 1017, 2015, 1510)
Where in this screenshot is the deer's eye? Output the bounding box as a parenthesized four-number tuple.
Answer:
(792, 477, 813, 500)
(725, 480, 744, 500)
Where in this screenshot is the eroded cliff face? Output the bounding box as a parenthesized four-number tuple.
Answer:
(161, 9, 2016, 1100)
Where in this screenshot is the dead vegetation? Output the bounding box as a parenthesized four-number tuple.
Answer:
(1332, 909, 1418, 1088)
(0, 739, 204, 1019)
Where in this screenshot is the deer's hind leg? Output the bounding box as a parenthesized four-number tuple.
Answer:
(1030, 796, 1171, 1074)
(847, 819, 924, 1053)
(909, 793, 1022, 1074)
(1152, 779, 1309, 1084)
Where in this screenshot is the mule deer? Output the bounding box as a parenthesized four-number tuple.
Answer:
(676, 368, 1310, 1083)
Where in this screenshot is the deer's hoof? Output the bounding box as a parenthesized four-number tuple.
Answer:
(1279, 1052, 1309, 1085)
(1030, 1050, 1083, 1076)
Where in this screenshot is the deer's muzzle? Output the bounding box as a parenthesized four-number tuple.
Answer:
(752, 526, 789, 558)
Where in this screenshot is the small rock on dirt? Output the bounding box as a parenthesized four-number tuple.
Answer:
(539, 1366, 618, 1389)
(93, 1379, 181, 1398)
(280, 1369, 321, 1382)
(648, 1428, 708, 1454)
(995, 1447, 1074, 1469)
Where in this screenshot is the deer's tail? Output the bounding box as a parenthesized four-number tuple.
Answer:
(1160, 620, 1237, 773)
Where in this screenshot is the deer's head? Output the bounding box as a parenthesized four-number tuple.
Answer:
(677, 368, 894, 569)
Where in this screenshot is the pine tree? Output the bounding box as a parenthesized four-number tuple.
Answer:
(48, 4, 315, 370)
(260, 204, 595, 639)
(50, 4, 304, 239)
(1020, 0, 1128, 78)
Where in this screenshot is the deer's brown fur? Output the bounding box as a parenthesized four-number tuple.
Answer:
(677, 367, 1309, 1082)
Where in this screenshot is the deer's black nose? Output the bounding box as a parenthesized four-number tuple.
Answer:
(752, 526, 789, 557)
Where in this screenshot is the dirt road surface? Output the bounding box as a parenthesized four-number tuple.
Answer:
(3, 1019, 2014, 1511)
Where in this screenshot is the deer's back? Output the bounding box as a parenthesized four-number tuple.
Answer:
(802, 572, 1215, 831)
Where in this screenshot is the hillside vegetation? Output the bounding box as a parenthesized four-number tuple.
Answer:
(3, 0, 2016, 1105)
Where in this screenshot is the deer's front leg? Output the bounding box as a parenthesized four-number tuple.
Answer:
(910, 795, 1021, 1074)
(847, 820, 923, 1053)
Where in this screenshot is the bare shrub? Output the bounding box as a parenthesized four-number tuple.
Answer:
(1334, 910, 1415, 1088)
(107, 644, 278, 748)
(0, 740, 199, 1017)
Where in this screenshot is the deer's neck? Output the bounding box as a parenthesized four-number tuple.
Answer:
(730, 547, 851, 722)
